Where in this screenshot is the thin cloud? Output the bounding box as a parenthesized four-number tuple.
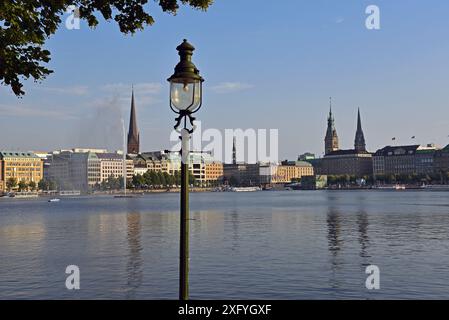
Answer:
(335, 17, 345, 24)
(37, 85, 89, 96)
(0, 103, 78, 120)
(101, 82, 162, 95)
(211, 82, 254, 94)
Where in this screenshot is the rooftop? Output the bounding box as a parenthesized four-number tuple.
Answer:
(0, 151, 40, 159)
(326, 149, 371, 156)
(374, 145, 420, 156)
(95, 153, 123, 160)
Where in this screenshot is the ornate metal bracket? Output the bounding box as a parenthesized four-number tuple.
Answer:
(174, 110, 196, 134)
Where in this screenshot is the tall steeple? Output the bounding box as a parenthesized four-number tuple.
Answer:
(354, 108, 366, 152)
(324, 97, 339, 155)
(127, 87, 140, 154)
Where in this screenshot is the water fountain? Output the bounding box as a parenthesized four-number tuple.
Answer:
(114, 118, 134, 198)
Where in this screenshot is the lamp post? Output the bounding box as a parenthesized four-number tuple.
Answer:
(168, 39, 204, 300)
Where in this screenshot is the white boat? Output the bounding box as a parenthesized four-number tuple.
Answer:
(59, 190, 81, 196)
(373, 184, 406, 190)
(48, 198, 60, 203)
(14, 192, 39, 199)
(230, 187, 261, 192)
(113, 194, 135, 199)
(421, 185, 449, 191)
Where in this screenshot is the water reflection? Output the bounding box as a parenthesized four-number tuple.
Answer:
(325, 191, 346, 292)
(126, 212, 143, 298)
(229, 209, 239, 252)
(326, 206, 342, 275)
(357, 209, 370, 261)
(1, 192, 449, 299)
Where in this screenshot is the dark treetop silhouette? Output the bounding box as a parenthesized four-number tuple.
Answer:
(0, 0, 213, 96)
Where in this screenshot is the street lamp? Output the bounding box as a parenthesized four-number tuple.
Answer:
(168, 39, 204, 301)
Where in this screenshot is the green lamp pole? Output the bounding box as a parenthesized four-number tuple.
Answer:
(168, 39, 204, 300)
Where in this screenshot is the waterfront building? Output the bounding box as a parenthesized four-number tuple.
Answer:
(46, 149, 133, 191)
(318, 108, 373, 177)
(372, 145, 419, 178)
(46, 149, 104, 190)
(223, 138, 262, 186)
(373, 144, 440, 178)
(0, 151, 43, 191)
(415, 144, 438, 175)
(97, 152, 134, 182)
(205, 161, 224, 184)
(223, 162, 262, 186)
(133, 150, 222, 185)
(260, 161, 314, 184)
(45, 151, 73, 189)
(434, 144, 449, 176)
(133, 153, 163, 173)
(127, 88, 140, 155)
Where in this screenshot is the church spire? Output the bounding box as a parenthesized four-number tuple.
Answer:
(354, 108, 366, 152)
(357, 108, 362, 131)
(127, 86, 140, 154)
(324, 97, 339, 155)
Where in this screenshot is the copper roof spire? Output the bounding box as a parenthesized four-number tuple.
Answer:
(127, 86, 140, 154)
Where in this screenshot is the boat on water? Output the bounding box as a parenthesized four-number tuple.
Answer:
(48, 198, 60, 203)
(113, 195, 136, 199)
(59, 190, 81, 196)
(13, 192, 39, 199)
(420, 185, 449, 191)
(230, 187, 262, 192)
(373, 184, 406, 190)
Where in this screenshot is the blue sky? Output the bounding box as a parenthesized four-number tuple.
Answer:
(1, 0, 449, 159)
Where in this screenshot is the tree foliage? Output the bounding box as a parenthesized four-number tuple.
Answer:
(6, 177, 17, 191)
(18, 179, 28, 192)
(0, 0, 213, 96)
(28, 181, 37, 191)
(38, 178, 57, 191)
(131, 170, 196, 189)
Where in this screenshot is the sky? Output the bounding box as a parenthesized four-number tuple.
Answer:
(1, 0, 449, 160)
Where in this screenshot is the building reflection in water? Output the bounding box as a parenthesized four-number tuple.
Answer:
(326, 192, 344, 290)
(357, 209, 370, 261)
(229, 209, 239, 252)
(326, 193, 371, 289)
(326, 206, 343, 274)
(126, 211, 143, 298)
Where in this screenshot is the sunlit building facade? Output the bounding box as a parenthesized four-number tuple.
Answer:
(0, 151, 43, 191)
(133, 151, 222, 185)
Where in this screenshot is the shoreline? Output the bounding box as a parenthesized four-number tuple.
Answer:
(1, 186, 449, 202)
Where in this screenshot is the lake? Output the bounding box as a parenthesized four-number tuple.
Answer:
(0, 191, 448, 299)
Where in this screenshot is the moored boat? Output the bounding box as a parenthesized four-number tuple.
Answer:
(230, 187, 261, 192)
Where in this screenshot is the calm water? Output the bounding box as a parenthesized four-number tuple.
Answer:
(0, 191, 448, 299)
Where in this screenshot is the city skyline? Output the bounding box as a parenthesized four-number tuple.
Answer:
(1, 0, 449, 158)
(0, 100, 446, 163)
